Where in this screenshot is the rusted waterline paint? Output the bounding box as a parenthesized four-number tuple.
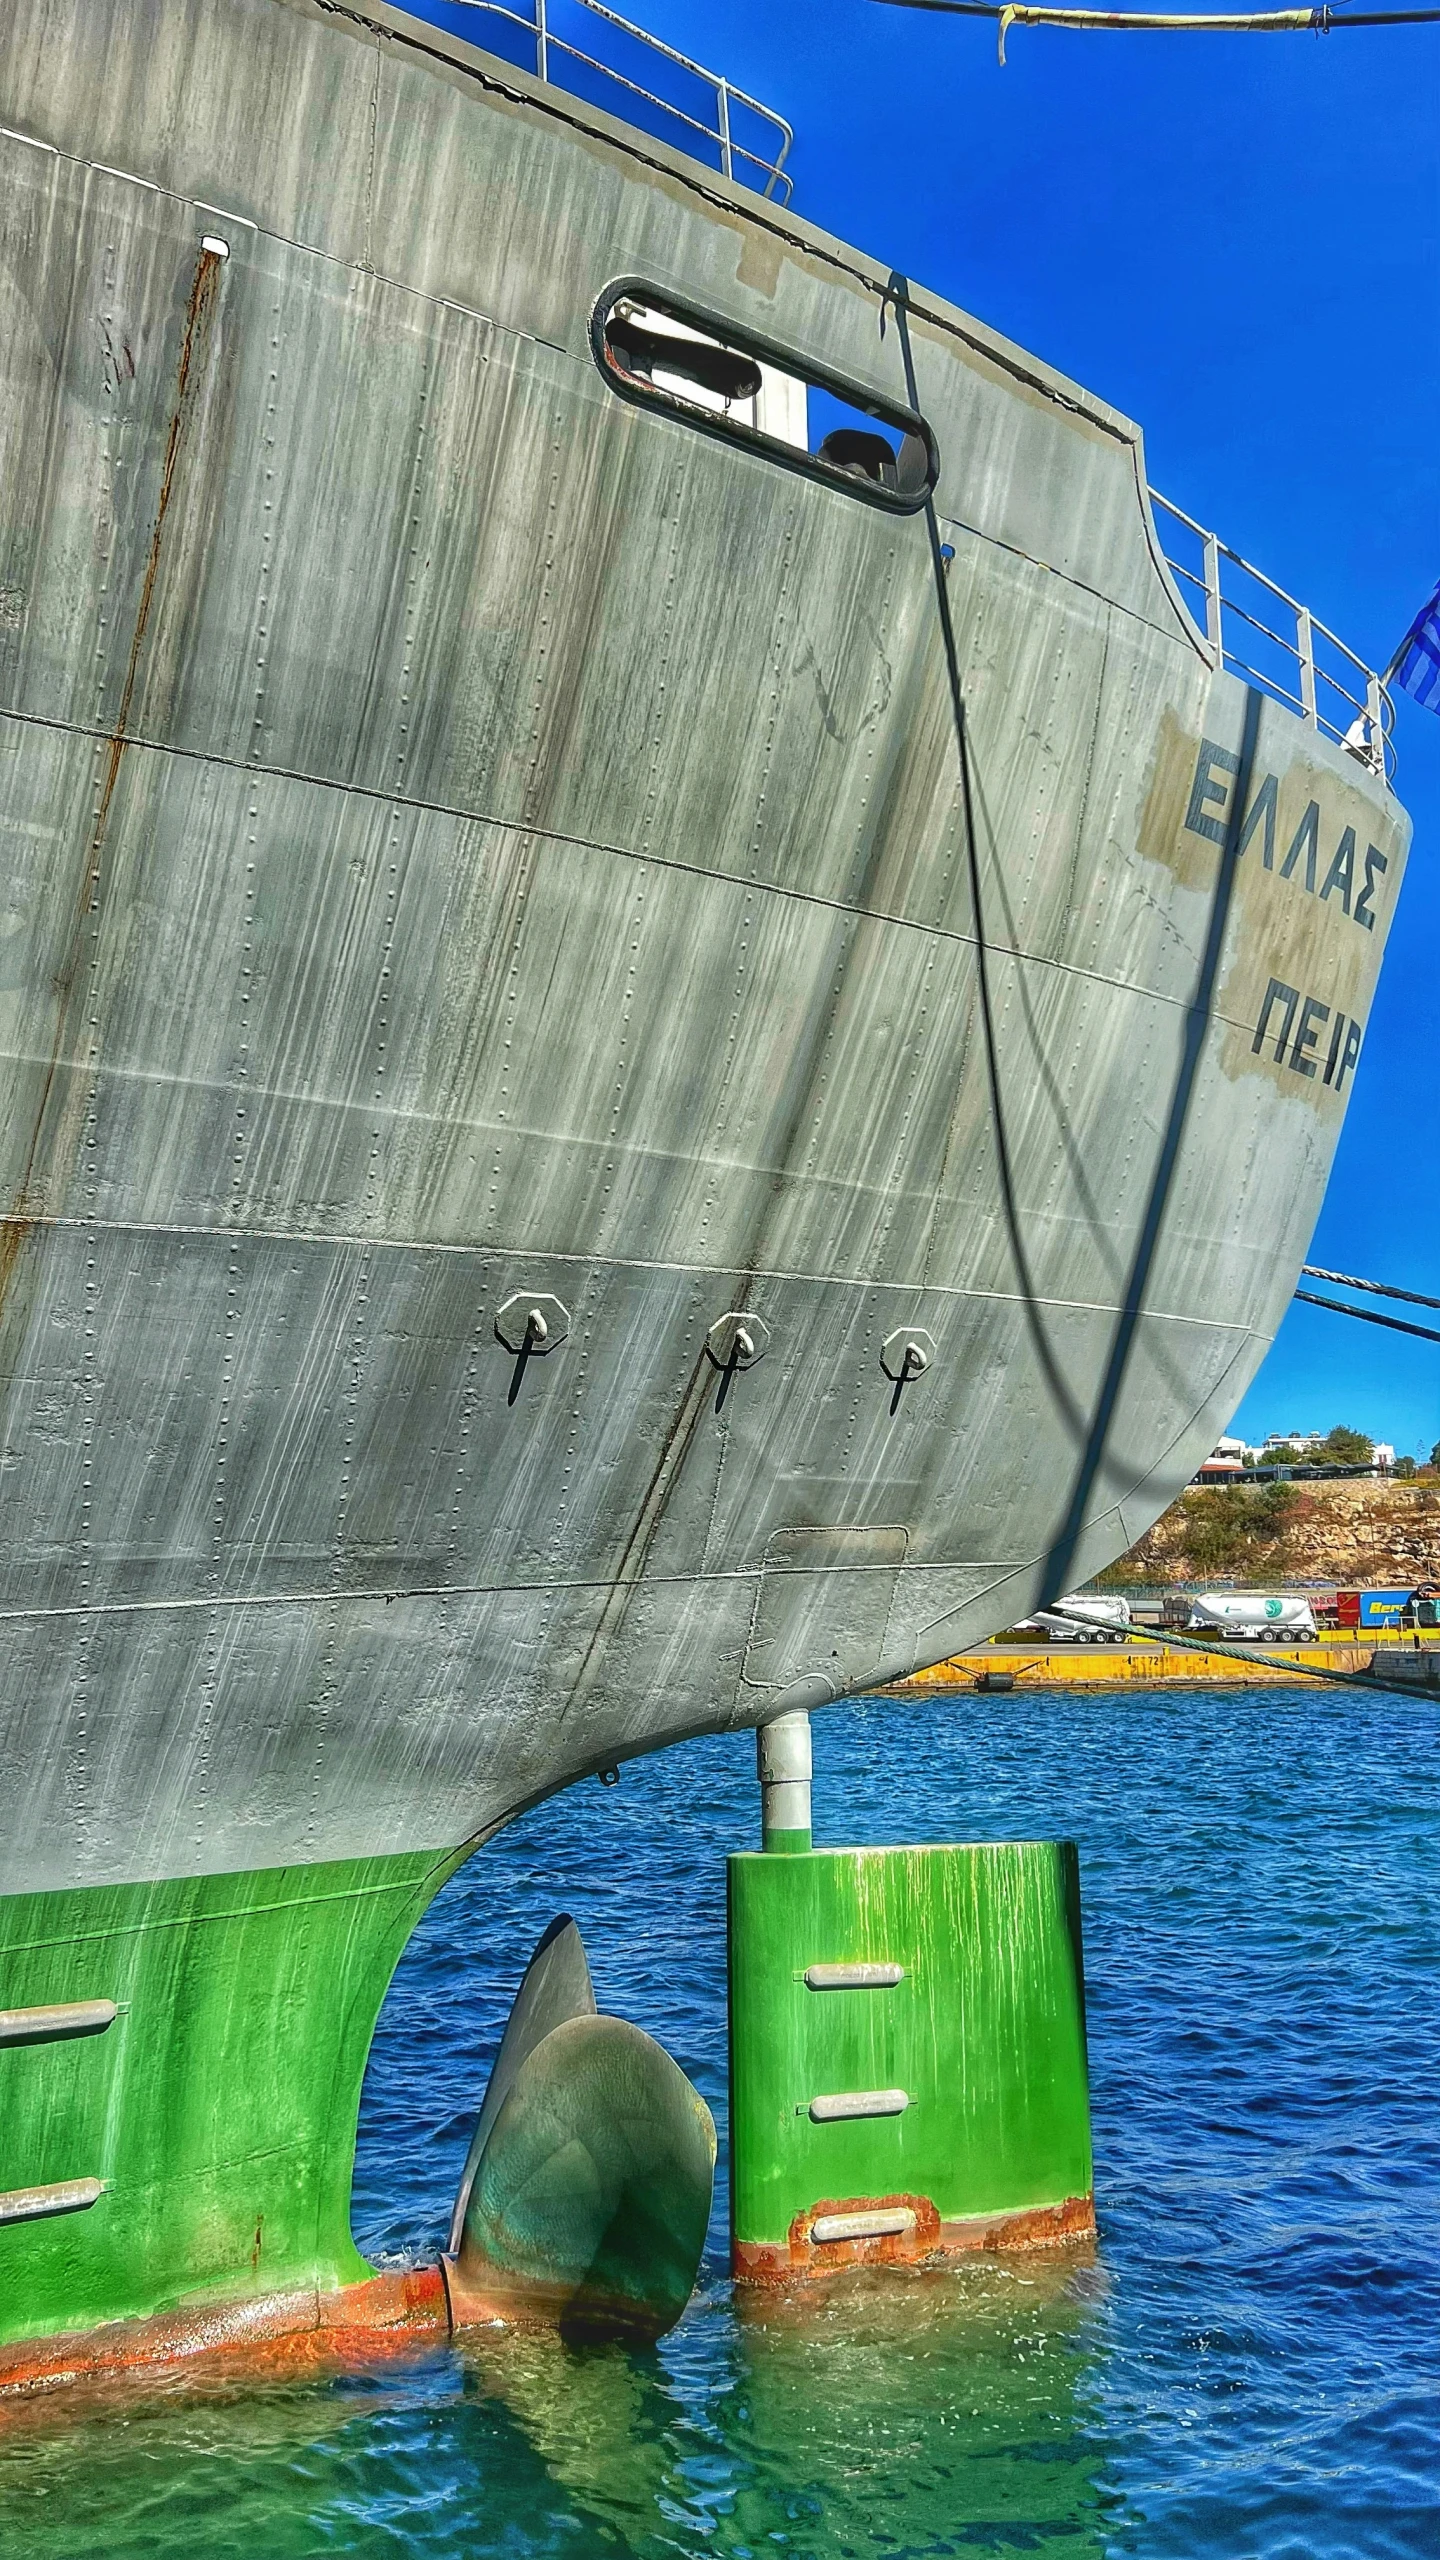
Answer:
(0, 2191, 1100, 2397)
(732, 2190, 1095, 2283)
(0, 2263, 448, 2401)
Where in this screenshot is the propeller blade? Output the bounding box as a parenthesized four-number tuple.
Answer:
(447, 1915, 597, 2255)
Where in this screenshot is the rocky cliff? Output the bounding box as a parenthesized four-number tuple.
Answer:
(1099, 1478, 1440, 1589)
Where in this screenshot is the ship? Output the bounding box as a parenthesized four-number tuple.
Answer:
(0, 0, 1409, 2383)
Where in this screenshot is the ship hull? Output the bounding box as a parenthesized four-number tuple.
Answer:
(0, 0, 1409, 2366)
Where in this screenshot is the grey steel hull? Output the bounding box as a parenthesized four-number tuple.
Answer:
(0, 0, 1408, 1896)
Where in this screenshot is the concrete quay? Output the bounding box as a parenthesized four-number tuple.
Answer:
(885, 1632, 1440, 1690)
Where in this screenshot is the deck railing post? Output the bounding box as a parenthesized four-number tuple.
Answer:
(1367, 669, 1385, 776)
(1151, 488, 1395, 787)
(1297, 607, 1318, 727)
(1202, 531, 1223, 662)
(717, 77, 733, 179)
(536, 0, 548, 83)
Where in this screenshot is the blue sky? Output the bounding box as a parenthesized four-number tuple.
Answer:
(421, 1, 1438, 1453)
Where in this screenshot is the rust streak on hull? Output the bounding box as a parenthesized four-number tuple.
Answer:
(6, 242, 224, 1245)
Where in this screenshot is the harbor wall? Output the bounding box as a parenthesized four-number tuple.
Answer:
(887, 1642, 1384, 1690)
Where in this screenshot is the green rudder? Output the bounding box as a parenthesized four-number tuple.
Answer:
(728, 1840, 1094, 2280)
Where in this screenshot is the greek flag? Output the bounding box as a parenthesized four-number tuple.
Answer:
(1390, 577, 1440, 713)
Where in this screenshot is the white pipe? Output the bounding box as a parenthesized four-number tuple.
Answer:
(757, 1709, 811, 1848)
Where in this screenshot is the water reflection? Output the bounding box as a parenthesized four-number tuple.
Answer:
(0, 2258, 1109, 2558)
(725, 2254, 1112, 2554)
(461, 2246, 1114, 2556)
(0, 2363, 418, 2559)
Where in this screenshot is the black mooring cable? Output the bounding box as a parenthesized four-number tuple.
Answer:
(877, 281, 1433, 1685)
(1294, 1289, 1440, 1346)
(881, 272, 1091, 1450)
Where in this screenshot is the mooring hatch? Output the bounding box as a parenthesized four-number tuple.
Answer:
(593, 282, 937, 512)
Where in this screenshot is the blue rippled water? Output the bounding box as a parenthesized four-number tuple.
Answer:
(1, 1683, 1436, 2556)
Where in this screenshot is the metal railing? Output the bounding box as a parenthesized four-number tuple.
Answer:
(1150, 491, 1394, 783)
(439, 0, 794, 200)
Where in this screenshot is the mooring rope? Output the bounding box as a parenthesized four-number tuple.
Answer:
(873, 0, 1440, 65)
(1043, 1609, 1429, 1694)
(1293, 1263, 1440, 1344)
(876, 279, 1436, 1668)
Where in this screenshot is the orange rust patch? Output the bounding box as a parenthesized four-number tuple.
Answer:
(733, 2189, 1094, 2283)
(0, 2261, 448, 2404)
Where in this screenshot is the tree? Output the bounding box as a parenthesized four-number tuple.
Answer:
(1317, 1424, 1373, 1467)
(1430, 1441, 1440, 1472)
(1260, 1443, 1304, 1469)
(1395, 1454, 1418, 1480)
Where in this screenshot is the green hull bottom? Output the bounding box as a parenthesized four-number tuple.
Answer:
(0, 1849, 461, 2366)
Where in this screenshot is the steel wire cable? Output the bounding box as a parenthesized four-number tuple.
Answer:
(1043, 1609, 1432, 1695)
(1292, 1262, 1440, 1343)
(1301, 1263, 1440, 1313)
(1293, 1290, 1440, 1346)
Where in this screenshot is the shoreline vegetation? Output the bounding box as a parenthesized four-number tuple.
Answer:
(1095, 1474, 1440, 1590)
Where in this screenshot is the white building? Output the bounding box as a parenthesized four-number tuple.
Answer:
(1254, 1431, 1394, 1470)
(1195, 1438, 1246, 1480)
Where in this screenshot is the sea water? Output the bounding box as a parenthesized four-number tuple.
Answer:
(0, 1683, 1435, 2557)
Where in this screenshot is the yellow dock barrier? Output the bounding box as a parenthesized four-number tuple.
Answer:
(890, 1630, 1436, 1690)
